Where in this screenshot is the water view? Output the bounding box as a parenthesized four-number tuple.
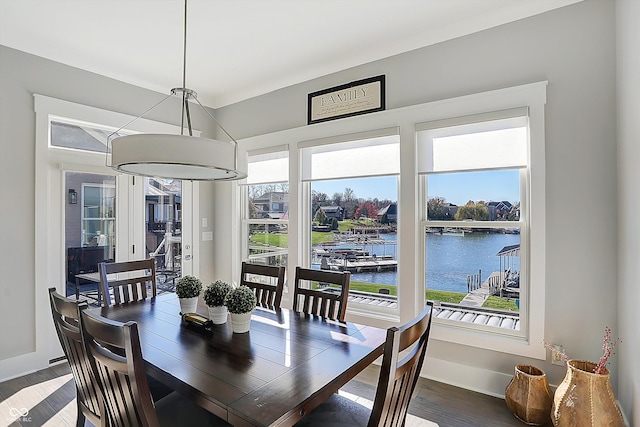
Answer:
(312, 231, 519, 294)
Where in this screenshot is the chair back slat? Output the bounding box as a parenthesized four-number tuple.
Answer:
(368, 303, 433, 427)
(292, 267, 350, 321)
(99, 259, 156, 307)
(80, 309, 159, 427)
(240, 262, 286, 308)
(48, 288, 102, 426)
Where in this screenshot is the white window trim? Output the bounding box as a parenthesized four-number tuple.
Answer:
(298, 127, 401, 320)
(23, 94, 200, 380)
(235, 81, 547, 357)
(240, 147, 290, 271)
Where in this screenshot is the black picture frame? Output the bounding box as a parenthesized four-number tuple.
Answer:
(307, 75, 385, 125)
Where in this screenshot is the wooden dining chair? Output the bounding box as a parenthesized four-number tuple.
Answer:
(98, 258, 156, 306)
(292, 267, 351, 321)
(294, 302, 434, 427)
(79, 308, 231, 427)
(48, 287, 102, 427)
(240, 261, 286, 308)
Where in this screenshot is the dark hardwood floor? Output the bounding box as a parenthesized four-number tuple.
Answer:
(0, 362, 528, 427)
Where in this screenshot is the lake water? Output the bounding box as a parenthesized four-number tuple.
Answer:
(316, 232, 520, 293)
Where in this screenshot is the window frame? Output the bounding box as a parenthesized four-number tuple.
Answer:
(235, 81, 547, 357)
(31, 94, 200, 376)
(417, 112, 529, 335)
(299, 129, 401, 319)
(241, 147, 290, 272)
(417, 98, 545, 359)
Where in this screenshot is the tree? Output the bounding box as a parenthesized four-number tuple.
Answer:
(454, 201, 489, 221)
(354, 201, 379, 220)
(329, 217, 339, 230)
(313, 207, 328, 224)
(427, 197, 449, 220)
(332, 192, 343, 207)
(342, 188, 357, 219)
(343, 187, 354, 201)
(311, 190, 329, 216)
(507, 202, 520, 221)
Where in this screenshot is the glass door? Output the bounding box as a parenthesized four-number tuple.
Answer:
(144, 177, 183, 291)
(64, 171, 118, 302)
(37, 96, 197, 368)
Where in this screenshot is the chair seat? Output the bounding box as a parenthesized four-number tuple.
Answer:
(156, 391, 231, 427)
(294, 393, 370, 427)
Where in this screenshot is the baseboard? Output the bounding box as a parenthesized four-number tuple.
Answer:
(418, 357, 630, 427)
(0, 351, 42, 383)
(421, 356, 514, 399)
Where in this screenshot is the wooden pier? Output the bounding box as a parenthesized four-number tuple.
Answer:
(459, 271, 501, 307)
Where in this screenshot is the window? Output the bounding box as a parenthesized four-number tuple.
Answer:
(300, 130, 400, 314)
(235, 82, 546, 357)
(241, 147, 289, 268)
(418, 110, 529, 336)
(145, 178, 183, 280)
(81, 183, 116, 248)
(50, 119, 129, 153)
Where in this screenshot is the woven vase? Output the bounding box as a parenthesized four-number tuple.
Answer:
(505, 364, 552, 425)
(552, 360, 624, 427)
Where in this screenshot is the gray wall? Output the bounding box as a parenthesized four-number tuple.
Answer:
(0, 0, 636, 421)
(217, 0, 627, 403)
(616, 0, 640, 424)
(0, 45, 216, 360)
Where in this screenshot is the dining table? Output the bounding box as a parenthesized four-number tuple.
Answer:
(86, 292, 387, 426)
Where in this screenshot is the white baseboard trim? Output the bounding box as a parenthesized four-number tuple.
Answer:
(418, 357, 630, 427)
(0, 351, 44, 383)
(421, 356, 514, 399)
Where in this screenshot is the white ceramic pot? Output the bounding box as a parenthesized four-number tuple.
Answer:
(229, 312, 252, 333)
(208, 305, 228, 324)
(178, 297, 199, 314)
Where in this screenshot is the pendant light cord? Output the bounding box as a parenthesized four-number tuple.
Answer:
(180, 0, 189, 135)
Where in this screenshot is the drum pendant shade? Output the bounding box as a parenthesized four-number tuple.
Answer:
(111, 134, 245, 180)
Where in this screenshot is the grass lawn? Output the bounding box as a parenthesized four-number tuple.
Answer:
(315, 281, 467, 304)
(314, 280, 519, 312)
(250, 233, 288, 248)
(482, 296, 519, 311)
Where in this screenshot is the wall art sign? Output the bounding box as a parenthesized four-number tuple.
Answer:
(308, 75, 385, 125)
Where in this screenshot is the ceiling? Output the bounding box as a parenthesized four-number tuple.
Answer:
(0, 0, 581, 109)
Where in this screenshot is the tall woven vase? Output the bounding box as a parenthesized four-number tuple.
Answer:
(552, 360, 624, 427)
(505, 364, 552, 425)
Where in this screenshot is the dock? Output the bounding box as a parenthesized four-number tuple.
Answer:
(459, 271, 501, 307)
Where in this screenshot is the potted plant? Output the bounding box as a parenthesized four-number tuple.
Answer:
(175, 275, 202, 314)
(203, 280, 232, 324)
(224, 285, 257, 333)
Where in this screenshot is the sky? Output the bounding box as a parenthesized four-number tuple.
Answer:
(311, 169, 520, 205)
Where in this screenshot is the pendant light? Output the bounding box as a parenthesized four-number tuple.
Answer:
(107, 0, 246, 181)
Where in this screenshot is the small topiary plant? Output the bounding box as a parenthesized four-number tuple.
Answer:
(224, 285, 257, 314)
(203, 280, 232, 307)
(175, 275, 203, 299)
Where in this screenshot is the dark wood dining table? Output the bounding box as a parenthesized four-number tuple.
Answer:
(87, 293, 386, 426)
